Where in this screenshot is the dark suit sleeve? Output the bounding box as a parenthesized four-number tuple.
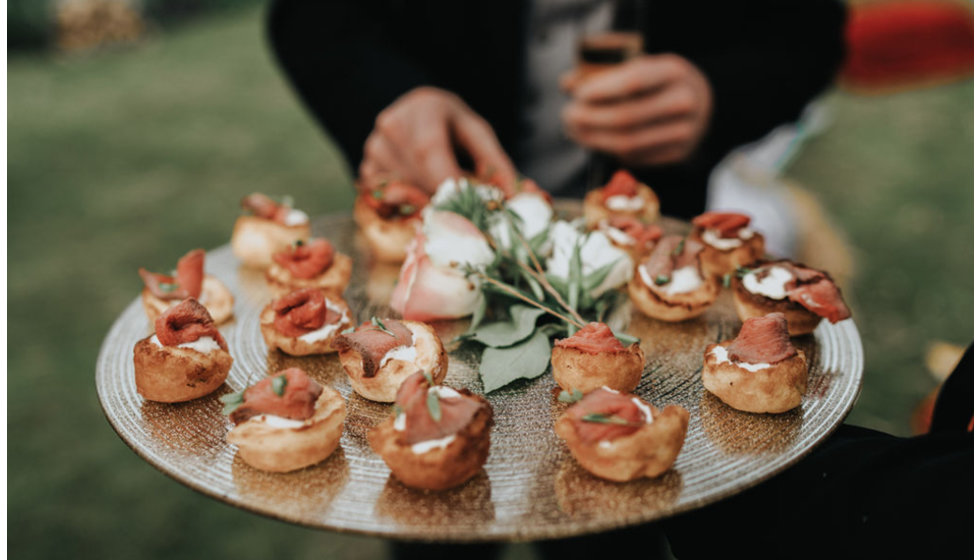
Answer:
(266, 0, 430, 172)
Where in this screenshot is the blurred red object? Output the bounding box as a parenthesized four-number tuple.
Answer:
(840, 1, 973, 93)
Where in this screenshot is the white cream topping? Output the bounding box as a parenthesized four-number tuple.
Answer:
(632, 398, 654, 424)
(603, 224, 636, 246)
(702, 227, 754, 250)
(281, 208, 309, 226)
(379, 332, 417, 369)
(248, 414, 307, 429)
(296, 299, 350, 343)
(639, 264, 702, 296)
(742, 266, 794, 299)
(411, 434, 456, 454)
(598, 440, 614, 450)
(394, 412, 406, 432)
(430, 386, 462, 400)
(711, 345, 772, 372)
(605, 194, 645, 212)
(150, 334, 221, 354)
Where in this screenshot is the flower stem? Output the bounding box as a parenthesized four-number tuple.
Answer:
(477, 273, 585, 329)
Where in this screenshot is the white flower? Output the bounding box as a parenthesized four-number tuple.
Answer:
(546, 220, 633, 298)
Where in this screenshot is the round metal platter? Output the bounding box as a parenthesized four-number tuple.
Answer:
(96, 208, 863, 542)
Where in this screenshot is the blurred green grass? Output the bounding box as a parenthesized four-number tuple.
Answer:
(7, 4, 972, 559)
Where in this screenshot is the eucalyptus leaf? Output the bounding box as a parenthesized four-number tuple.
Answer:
(479, 330, 552, 392)
(219, 392, 243, 416)
(470, 304, 546, 347)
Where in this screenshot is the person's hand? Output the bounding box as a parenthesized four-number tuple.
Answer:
(360, 87, 517, 193)
(562, 54, 713, 167)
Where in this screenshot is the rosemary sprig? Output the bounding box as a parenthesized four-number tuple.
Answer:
(220, 392, 244, 416)
(472, 271, 585, 329)
(426, 389, 442, 422)
(271, 374, 288, 397)
(371, 316, 395, 337)
(580, 412, 643, 426)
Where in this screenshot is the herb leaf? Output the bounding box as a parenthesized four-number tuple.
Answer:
(422, 370, 434, 385)
(558, 388, 583, 403)
(271, 375, 287, 397)
(468, 304, 546, 348)
(479, 330, 552, 393)
(723, 273, 732, 288)
(671, 239, 686, 257)
(159, 282, 178, 293)
(735, 266, 755, 278)
(581, 412, 642, 426)
(371, 317, 395, 337)
(654, 274, 670, 286)
(220, 392, 244, 416)
(426, 389, 442, 422)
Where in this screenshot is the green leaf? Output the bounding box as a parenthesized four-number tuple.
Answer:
(581, 412, 642, 426)
(271, 375, 287, 397)
(671, 239, 686, 257)
(422, 370, 435, 385)
(582, 259, 620, 293)
(469, 304, 546, 347)
(723, 273, 732, 288)
(219, 392, 243, 416)
(371, 316, 395, 337)
(393, 403, 404, 417)
(613, 331, 639, 346)
(655, 274, 670, 286)
(735, 266, 756, 278)
(159, 282, 177, 293)
(545, 274, 569, 299)
(426, 389, 442, 422)
(479, 329, 552, 392)
(467, 294, 488, 332)
(558, 388, 583, 403)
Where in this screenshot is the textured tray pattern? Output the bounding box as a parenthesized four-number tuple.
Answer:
(96, 210, 863, 542)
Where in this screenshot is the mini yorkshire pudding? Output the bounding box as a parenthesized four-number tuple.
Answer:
(368, 372, 493, 491)
(555, 387, 689, 482)
(552, 322, 644, 394)
(139, 248, 235, 325)
(231, 192, 311, 268)
(583, 170, 660, 229)
(689, 211, 766, 279)
(225, 368, 346, 473)
(260, 288, 353, 356)
(731, 260, 851, 336)
(702, 313, 808, 413)
(266, 238, 353, 297)
(353, 180, 429, 263)
(628, 235, 720, 322)
(133, 298, 233, 403)
(332, 318, 448, 403)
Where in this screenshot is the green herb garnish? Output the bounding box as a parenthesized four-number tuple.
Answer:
(558, 388, 583, 404)
(671, 239, 686, 257)
(399, 204, 416, 216)
(723, 273, 732, 288)
(735, 266, 755, 278)
(294, 239, 305, 248)
(220, 392, 244, 416)
(426, 389, 442, 422)
(271, 374, 287, 397)
(422, 370, 434, 385)
(159, 282, 178, 293)
(371, 190, 383, 200)
(580, 412, 642, 426)
(392, 403, 404, 417)
(371, 316, 395, 337)
(654, 274, 670, 286)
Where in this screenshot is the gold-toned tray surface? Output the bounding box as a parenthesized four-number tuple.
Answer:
(96, 210, 863, 542)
